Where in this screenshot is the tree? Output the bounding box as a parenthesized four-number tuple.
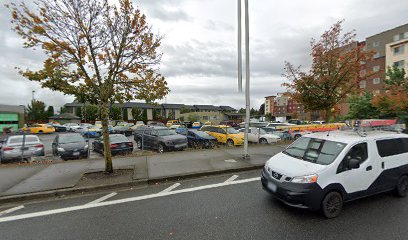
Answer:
(75, 107, 82, 118)
(265, 113, 273, 122)
(109, 105, 122, 120)
(85, 105, 99, 121)
(180, 107, 191, 114)
(60, 106, 66, 114)
(123, 108, 128, 121)
(283, 20, 373, 122)
(250, 108, 258, 116)
(372, 66, 408, 119)
(347, 92, 379, 119)
(142, 109, 148, 123)
(47, 106, 54, 117)
(238, 108, 246, 114)
(131, 107, 142, 121)
(8, 0, 169, 173)
(27, 100, 48, 122)
(259, 103, 265, 115)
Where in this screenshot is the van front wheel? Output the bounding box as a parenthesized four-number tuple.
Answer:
(321, 191, 343, 219)
(395, 175, 408, 197)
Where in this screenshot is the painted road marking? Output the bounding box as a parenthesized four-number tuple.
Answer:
(0, 177, 260, 223)
(224, 175, 239, 183)
(86, 192, 117, 205)
(0, 206, 24, 217)
(224, 159, 237, 163)
(160, 183, 181, 193)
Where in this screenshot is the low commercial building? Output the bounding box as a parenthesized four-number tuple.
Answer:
(0, 104, 25, 132)
(48, 113, 81, 124)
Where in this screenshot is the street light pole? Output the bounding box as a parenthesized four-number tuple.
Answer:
(237, 0, 243, 93)
(243, 0, 250, 159)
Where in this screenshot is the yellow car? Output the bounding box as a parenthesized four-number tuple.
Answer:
(166, 120, 180, 128)
(29, 124, 55, 134)
(200, 125, 244, 146)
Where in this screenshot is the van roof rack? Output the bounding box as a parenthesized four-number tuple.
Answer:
(352, 119, 405, 135)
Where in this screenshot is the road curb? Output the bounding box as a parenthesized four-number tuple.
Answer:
(0, 165, 264, 205)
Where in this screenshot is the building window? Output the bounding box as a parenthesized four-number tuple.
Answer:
(360, 80, 366, 89)
(372, 41, 380, 47)
(393, 60, 405, 69)
(372, 66, 380, 72)
(373, 78, 381, 84)
(394, 33, 408, 42)
(394, 45, 405, 55)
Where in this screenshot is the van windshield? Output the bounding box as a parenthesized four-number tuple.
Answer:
(283, 137, 346, 165)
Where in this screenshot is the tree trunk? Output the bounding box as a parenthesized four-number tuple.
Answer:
(100, 101, 113, 173)
(325, 108, 331, 123)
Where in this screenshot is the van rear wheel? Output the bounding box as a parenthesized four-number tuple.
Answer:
(395, 175, 408, 197)
(321, 191, 343, 219)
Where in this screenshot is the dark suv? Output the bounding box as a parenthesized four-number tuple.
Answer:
(134, 126, 188, 153)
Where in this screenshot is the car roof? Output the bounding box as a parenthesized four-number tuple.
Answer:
(305, 130, 408, 144)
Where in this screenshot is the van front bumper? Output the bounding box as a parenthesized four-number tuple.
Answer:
(261, 169, 324, 211)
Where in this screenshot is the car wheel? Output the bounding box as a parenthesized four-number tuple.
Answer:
(259, 138, 268, 144)
(158, 144, 165, 153)
(38, 130, 43, 134)
(226, 139, 234, 147)
(395, 175, 408, 197)
(137, 139, 142, 149)
(321, 191, 343, 219)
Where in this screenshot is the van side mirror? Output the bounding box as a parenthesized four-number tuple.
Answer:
(348, 158, 360, 169)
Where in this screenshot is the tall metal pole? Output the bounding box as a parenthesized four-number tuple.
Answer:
(237, 0, 243, 93)
(243, 0, 250, 159)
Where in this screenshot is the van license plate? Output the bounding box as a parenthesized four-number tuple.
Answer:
(73, 152, 80, 156)
(268, 182, 277, 192)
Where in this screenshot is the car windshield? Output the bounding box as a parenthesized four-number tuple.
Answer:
(283, 137, 347, 165)
(110, 135, 129, 142)
(259, 128, 267, 134)
(156, 129, 177, 136)
(194, 131, 210, 138)
(9, 136, 38, 144)
(226, 127, 239, 134)
(60, 134, 85, 144)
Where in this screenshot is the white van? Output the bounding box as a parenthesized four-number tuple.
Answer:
(261, 130, 408, 218)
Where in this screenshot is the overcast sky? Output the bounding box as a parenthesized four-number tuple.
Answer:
(0, 0, 407, 111)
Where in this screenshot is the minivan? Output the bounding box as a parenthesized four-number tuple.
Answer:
(261, 130, 408, 218)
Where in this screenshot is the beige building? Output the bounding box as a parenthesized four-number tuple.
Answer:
(386, 38, 408, 73)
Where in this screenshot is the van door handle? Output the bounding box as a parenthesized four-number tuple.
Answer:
(366, 166, 373, 171)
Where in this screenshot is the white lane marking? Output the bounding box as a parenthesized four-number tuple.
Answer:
(224, 175, 239, 183)
(0, 206, 24, 217)
(160, 183, 180, 193)
(0, 177, 260, 223)
(224, 159, 237, 163)
(86, 192, 117, 205)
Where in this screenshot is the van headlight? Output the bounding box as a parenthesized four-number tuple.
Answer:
(291, 174, 318, 184)
(57, 147, 65, 152)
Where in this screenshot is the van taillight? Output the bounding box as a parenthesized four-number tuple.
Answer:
(110, 144, 118, 149)
(127, 142, 133, 146)
(3, 147, 14, 151)
(35, 144, 44, 148)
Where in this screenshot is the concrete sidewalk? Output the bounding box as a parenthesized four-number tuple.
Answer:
(0, 144, 287, 200)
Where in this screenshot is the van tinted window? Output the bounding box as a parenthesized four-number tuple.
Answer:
(376, 138, 408, 157)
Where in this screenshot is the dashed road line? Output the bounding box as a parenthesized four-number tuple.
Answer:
(160, 183, 181, 193)
(86, 192, 117, 205)
(0, 206, 24, 217)
(0, 177, 260, 223)
(224, 175, 239, 183)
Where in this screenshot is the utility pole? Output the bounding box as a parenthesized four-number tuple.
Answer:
(237, 0, 243, 93)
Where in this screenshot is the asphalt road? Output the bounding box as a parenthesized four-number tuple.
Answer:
(0, 170, 407, 240)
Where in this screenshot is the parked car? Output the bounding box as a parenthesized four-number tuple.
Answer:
(238, 127, 281, 144)
(262, 127, 291, 141)
(191, 122, 202, 129)
(287, 119, 307, 125)
(182, 121, 193, 128)
(261, 130, 408, 218)
(130, 121, 145, 130)
(172, 125, 188, 135)
(147, 121, 165, 127)
(185, 130, 217, 149)
(311, 121, 326, 124)
(200, 125, 244, 146)
(93, 134, 133, 155)
(29, 124, 55, 134)
(134, 126, 188, 153)
(112, 125, 133, 136)
(289, 130, 312, 140)
(73, 123, 93, 133)
(0, 135, 44, 163)
(81, 126, 102, 138)
(166, 120, 180, 128)
(48, 123, 67, 132)
(52, 133, 88, 160)
(220, 121, 239, 129)
(63, 123, 81, 132)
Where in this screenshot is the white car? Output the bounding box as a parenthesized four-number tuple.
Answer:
(239, 127, 281, 144)
(261, 130, 408, 218)
(63, 123, 81, 132)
